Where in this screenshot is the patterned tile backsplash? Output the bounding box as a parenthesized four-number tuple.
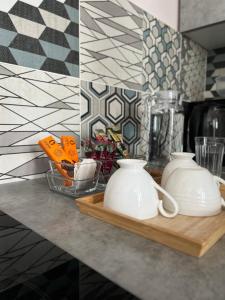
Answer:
(180, 36, 207, 101)
(0, 0, 208, 184)
(205, 47, 225, 99)
(0, 62, 80, 184)
(0, 211, 73, 291)
(81, 80, 142, 154)
(80, 0, 143, 91)
(0, 0, 79, 76)
(142, 12, 181, 93)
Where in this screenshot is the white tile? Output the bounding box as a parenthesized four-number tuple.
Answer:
(80, 1, 142, 90)
(110, 16, 140, 30)
(80, 33, 96, 43)
(0, 152, 42, 173)
(61, 115, 81, 125)
(14, 132, 53, 145)
(55, 76, 78, 86)
(1, 62, 31, 75)
(0, 86, 16, 97)
(85, 59, 117, 78)
(47, 124, 68, 131)
(0, 77, 58, 107)
(13, 123, 43, 132)
(105, 46, 140, 64)
(80, 71, 101, 82)
(0, 97, 35, 106)
(112, 0, 140, 17)
(80, 53, 96, 64)
(83, 38, 115, 52)
(34, 109, 78, 128)
(63, 102, 79, 110)
(0, 0, 17, 12)
(6, 105, 57, 121)
(96, 20, 124, 37)
(0, 106, 27, 124)
(101, 47, 128, 62)
(87, 9, 104, 19)
(9, 14, 45, 39)
(19, 70, 53, 82)
(100, 57, 132, 80)
(39, 9, 70, 32)
(21, 0, 43, 7)
(28, 80, 75, 100)
(0, 125, 19, 131)
(81, 2, 111, 18)
(62, 124, 80, 132)
(122, 44, 142, 55)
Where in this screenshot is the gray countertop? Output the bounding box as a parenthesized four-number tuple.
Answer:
(0, 178, 225, 300)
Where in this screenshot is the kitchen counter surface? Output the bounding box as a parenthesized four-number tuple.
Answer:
(1, 179, 225, 300)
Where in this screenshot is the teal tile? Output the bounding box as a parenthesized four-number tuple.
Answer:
(65, 5, 79, 23)
(65, 62, 79, 77)
(40, 41, 70, 61)
(9, 48, 46, 69)
(65, 34, 79, 52)
(123, 121, 135, 140)
(0, 28, 17, 47)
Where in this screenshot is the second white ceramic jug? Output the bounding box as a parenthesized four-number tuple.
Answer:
(164, 166, 225, 216)
(161, 152, 197, 188)
(104, 159, 178, 220)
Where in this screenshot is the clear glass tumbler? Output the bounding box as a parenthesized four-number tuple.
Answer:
(195, 137, 225, 176)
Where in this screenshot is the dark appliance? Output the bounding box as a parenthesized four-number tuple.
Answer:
(183, 99, 225, 166)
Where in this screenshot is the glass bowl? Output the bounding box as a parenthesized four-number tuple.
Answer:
(47, 160, 102, 197)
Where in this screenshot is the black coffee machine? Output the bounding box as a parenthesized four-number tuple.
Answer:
(183, 99, 225, 165)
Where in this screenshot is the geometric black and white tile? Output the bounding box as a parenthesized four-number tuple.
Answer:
(0, 210, 138, 299)
(0, 211, 73, 293)
(1, 259, 77, 299)
(78, 261, 138, 300)
(142, 11, 181, 93)
(205, 46, 225, 100)
(0, 0, 79, 77)
(80, 0, 143, 91)
(0, 62, 80, 184)
(0, 0, 211, 185)
(180, 36, 207, 101)
(81, 80, 142, 155)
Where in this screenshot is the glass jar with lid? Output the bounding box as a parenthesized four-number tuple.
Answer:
(140, 91, 184, 169)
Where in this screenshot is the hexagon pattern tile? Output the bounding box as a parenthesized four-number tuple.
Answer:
(181, 36, 207, 101)
(81, 80, 142, 154)
(142, 12, 181, 93)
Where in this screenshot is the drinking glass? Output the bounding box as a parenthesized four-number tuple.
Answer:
(195, 137, 225, 176)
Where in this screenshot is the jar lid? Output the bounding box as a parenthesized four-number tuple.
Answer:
(155, 90, 179, 101)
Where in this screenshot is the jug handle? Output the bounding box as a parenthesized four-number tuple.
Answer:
(153, 181, 179, 218)
(214, 176, 225, 208)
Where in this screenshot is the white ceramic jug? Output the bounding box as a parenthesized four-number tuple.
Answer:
(164, 166, 225, 216)
(161, 152, 197, 188)
(104, 159, 178, 220)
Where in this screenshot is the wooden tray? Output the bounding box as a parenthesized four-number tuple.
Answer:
(76, 186, 225, 257)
